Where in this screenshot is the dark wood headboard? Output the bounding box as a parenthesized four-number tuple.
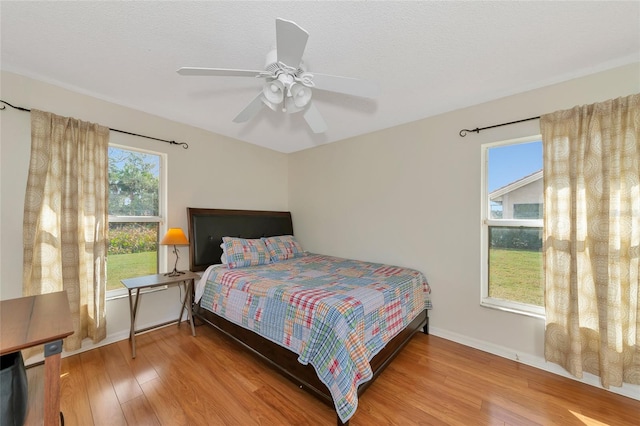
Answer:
(186, 208, 294, 272)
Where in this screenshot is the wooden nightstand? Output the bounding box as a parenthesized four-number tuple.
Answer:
(0, 291, 74, 426)
(121, 271, 199, 358)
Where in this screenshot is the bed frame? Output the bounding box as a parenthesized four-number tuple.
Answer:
(187, 208, 428, 425)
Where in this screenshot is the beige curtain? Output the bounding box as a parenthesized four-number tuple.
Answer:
(23, 109, 109, 351)
(541, 94, 640, 388)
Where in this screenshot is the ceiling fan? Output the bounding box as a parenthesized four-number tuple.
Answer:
(177, 18, 378, 134)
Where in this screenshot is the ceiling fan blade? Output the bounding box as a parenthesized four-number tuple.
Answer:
(233, 92, 265, 123)
(276, 18, 309, 67)
(311, 73, 379, 99)
(177, 67, 262, 77)
(303, 102, 327, 134)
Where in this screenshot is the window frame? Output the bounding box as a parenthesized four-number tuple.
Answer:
(480, 135, 545, 318)
(106, 144, 167, 300)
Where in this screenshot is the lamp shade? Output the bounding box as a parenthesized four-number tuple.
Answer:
(263, 80, 285, 105)
(290, 83, 312, 108)
(160, 228, 189, 246)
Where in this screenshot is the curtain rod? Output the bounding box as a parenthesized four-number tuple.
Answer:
(459, 115, 540, 137)
(0, 99, 189, 149)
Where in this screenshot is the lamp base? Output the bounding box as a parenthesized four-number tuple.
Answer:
(165, 245, 185, 277)
(164, 268, 185, 277)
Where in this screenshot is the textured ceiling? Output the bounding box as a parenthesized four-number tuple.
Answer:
(1, 1, 639, 153)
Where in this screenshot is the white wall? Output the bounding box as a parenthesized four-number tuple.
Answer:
(288, 63, 640, 399)
(0, 71, 288, 354)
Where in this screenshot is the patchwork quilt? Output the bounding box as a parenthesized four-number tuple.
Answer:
(199, 253, 431, 422)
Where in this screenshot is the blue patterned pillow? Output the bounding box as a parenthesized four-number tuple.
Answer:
(222, 237, 270, 269)
(262, 235, 304, 262)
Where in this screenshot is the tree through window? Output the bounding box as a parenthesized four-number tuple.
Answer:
(107, 146, 163, 293)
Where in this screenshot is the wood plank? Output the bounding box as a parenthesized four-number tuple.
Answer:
(526, 373, 640, 424)
(152, 326, 262, 425)
(139, 327, 228, 425)
(139, 378, 190, 426)
(174, 332, 278, 418)
(120, 395, 161, 426)
(193, 326, 336, 424)
(115, 338, 159, 386)
(99, 342, 144, 403)
(59, 356, 93, 426)
(196, 326, 314, 424)
(79, 349, 127, 426)
(53, 326, 639, 425)
(187, 325, 332, 424)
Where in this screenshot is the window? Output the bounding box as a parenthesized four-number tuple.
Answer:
(481, 136, 544, 317)
(514, 203, 542, 219)
(107, 146, 164, 296)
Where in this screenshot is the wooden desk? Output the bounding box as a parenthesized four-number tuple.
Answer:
(0, 291, 74, 426)
(121, 271, 198, 358)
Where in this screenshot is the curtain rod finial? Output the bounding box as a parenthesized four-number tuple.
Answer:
(459, 128, 479, 137)
(169, 140, 189, 149)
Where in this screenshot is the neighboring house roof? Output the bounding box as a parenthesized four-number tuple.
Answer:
(490, 169, 543, 200)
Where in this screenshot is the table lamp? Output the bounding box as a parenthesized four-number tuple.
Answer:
(160, 228, 189, 277)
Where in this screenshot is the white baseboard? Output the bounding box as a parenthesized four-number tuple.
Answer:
(429, 326, 640, 401)
(24, 315, 180, 366)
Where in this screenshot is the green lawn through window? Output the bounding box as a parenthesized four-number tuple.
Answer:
(107, 251, 157, 291)
(489, 248, 543, 306)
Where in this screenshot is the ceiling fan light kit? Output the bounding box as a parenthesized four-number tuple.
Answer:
(177, 18, 377, 134)
(260, 57, 313, 113)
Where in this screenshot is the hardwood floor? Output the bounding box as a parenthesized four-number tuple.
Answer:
(43, 322, 638, 425)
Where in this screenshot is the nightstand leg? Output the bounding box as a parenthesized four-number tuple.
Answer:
(43, 340, 63, 426)
(178, 280, 196, 336)
(178, 282, 187, 327)
(129, 288, 141, 358)
(187, 281, 196, 336)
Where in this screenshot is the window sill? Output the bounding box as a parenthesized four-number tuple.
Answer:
(481, 298, 545, 319)
(106, 285, 169, 301)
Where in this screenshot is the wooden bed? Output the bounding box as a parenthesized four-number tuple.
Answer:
(187, 207, 429, 425)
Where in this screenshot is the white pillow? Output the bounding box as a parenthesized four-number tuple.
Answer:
(220, 243, 227, 264)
